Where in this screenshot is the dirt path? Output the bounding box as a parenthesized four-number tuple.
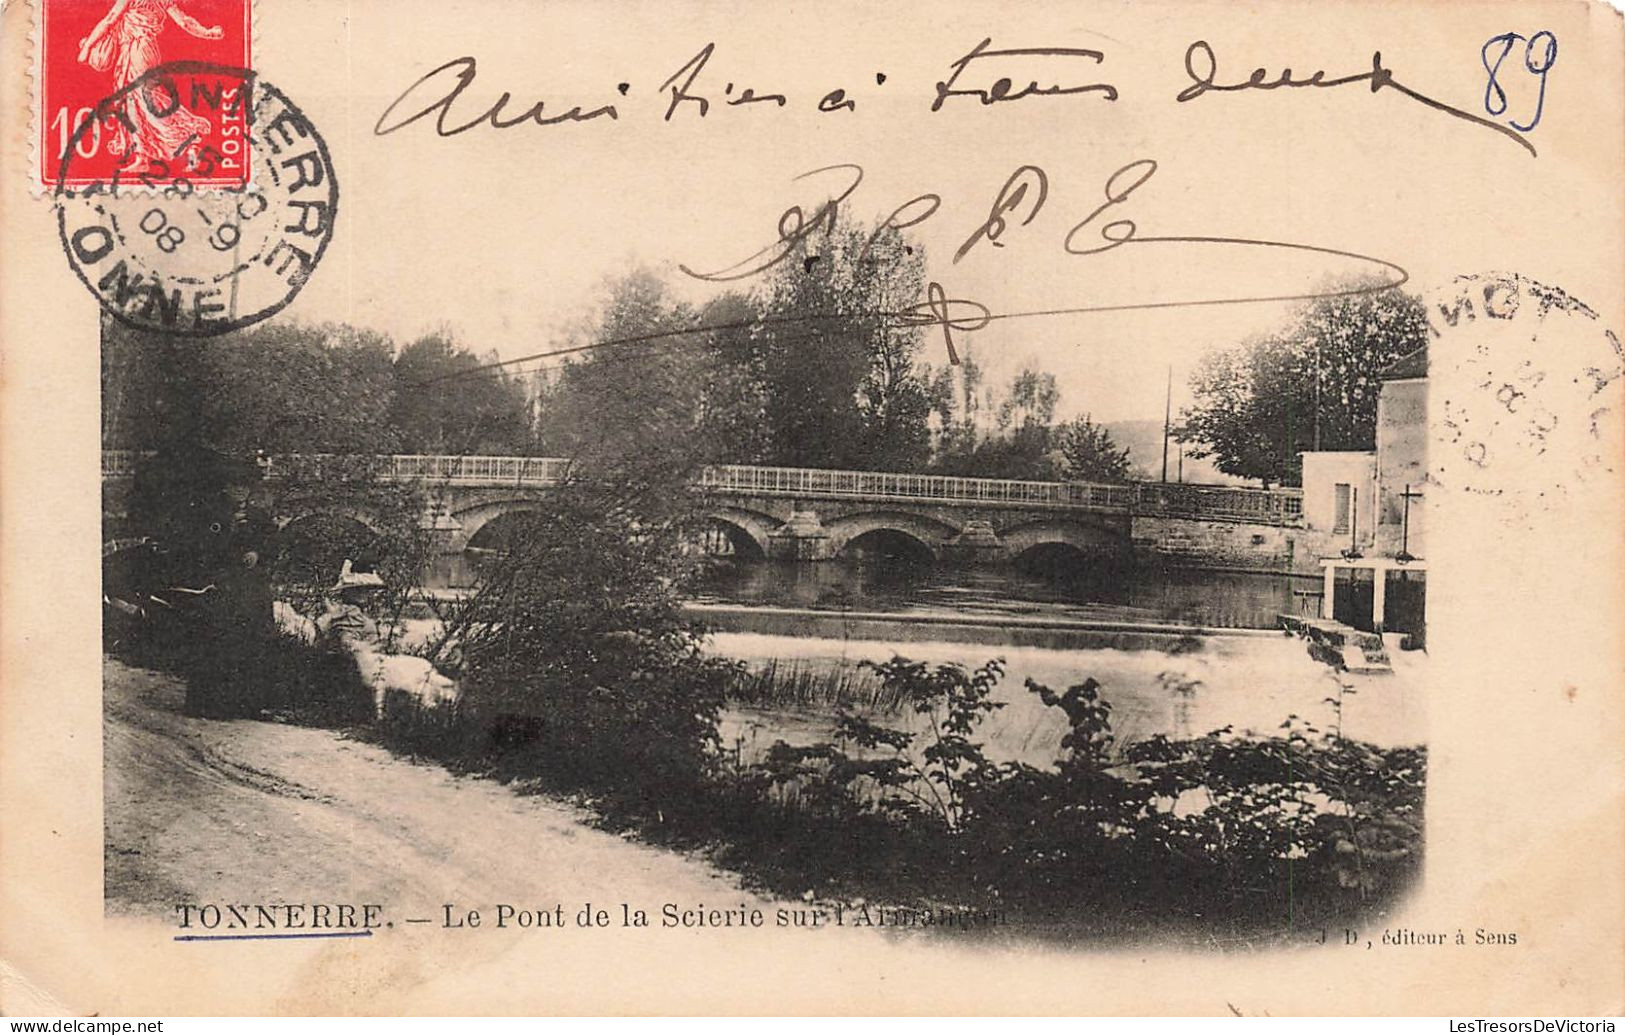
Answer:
(103, 658, 781, 922)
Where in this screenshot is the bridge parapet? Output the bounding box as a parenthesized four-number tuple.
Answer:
(101, 451, 1303, 526)
(1132, 481, 1303, 525)
(383, 454, 573, 485)
(101, 451, 578, 486)
(696, 463, 1135, 511)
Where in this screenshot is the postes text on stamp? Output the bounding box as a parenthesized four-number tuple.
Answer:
(37, 0, 253, 192)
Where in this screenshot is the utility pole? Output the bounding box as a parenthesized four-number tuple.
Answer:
(1312, 338, 1322, 452)
(1161, 364, 1172, 483)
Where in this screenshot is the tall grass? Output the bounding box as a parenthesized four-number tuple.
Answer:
(727, 658, 905, 713)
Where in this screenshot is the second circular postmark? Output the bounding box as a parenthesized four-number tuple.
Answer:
(54, 61, 338, 337)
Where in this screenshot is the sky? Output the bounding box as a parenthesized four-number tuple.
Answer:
(215, 0, 1619, 425)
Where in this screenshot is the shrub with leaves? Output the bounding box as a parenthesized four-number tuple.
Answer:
(443, 489, 739, 811)
(751, 658, 1008, 834)
(743, 656, 1425, 924)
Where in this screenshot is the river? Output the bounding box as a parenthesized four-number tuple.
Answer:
(411, 555, 1422, 759)
(712, 629, 1423, 767)
(432, 552, 1324, 630)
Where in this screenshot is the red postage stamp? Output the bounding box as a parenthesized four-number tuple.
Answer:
(36, 0, 253, 190)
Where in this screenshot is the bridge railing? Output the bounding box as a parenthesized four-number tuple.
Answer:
(384, 454, 574, 485)
(1130, 481, 1303, 524)
(101, 451, 576, 485)
(103, 451, 1304, 524)
(695, 463, 1139, 510)
(695, 463, 1301, 523)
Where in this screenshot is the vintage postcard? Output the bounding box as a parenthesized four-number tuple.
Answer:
(0, 0, 1622, 1017)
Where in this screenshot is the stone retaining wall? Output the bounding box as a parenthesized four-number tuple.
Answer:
(1131, 517, 1345, 575)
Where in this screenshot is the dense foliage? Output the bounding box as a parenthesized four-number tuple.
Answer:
(1056, 415, 1135, 483)
(735, 658, 1425, 924)
(378, 634, 1424, 933)
(530, 226, 938, 475)
(103, 320, 531, 456)
(414, 475, 737, 810)
(103, 231, 1140, 485)
(520, 227, 1133, 482)
(104, 317, 515, 619)
(1178, 286, 1428, 487)
(926, 358, 1134, 482)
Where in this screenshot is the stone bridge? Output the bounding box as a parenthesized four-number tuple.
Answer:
(103, 453, 1315, 571)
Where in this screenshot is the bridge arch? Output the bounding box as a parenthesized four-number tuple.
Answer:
(275, 509, 390, 584)
(278, 506, 385, 536)
(999, 518, 1130, 569)
(822, 511, 958, 563)
(703, 507, 777, 560)
(446, 497, 546, 553)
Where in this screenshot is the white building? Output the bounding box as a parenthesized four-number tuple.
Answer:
(1298, 346, 1427, 643)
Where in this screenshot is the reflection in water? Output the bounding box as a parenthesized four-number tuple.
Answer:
(425, 550, 1320, 630)
(422, 550, 495, 592)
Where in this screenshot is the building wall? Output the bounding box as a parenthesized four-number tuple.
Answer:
(1299, 451, 1377, 551)
(1375, 378, 1427, 558)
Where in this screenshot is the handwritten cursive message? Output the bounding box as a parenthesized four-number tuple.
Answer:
(375, 37, 1539, 158)
(677, 160, 1410, 364)
(373, 32, 1536, 371)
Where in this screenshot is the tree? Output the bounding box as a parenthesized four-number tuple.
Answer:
(929, 365, 1065, 480)
(539, 269, 740, 520)
(104, 318, 432, 617)
(108, 319, 534, 459)
(755, 219, 933, 471)
(1058, 415, 1133, 482)
(106, 319, 410, 568)
(1179, 285, 1428, 486)
(692, 291, 773, 464)
(390, 332, 530, 455)
(218, 323, 401, 454)
(435, 483, 736, 812)
(923, 347, 987, 471)
(103, 320, 400, 455)
(997, 367, 1059, 431)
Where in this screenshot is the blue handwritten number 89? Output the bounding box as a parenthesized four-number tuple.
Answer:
(1482, 30, 1557, 132)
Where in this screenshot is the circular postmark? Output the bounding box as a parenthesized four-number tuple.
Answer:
(54, 62, 338, 337)
(1428, 273, 1622, 499)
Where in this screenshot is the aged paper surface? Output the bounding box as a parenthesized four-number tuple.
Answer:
(1, 0, 1622, 1016)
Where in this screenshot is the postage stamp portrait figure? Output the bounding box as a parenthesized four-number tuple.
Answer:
(37, 0, 252, 190)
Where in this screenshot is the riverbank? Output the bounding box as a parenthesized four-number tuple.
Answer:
(90, 654, 1148, 943)
(104, 657, 785, 919)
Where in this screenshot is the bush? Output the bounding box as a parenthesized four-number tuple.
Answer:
(263, 639, 377, 725)
(375, 693, 480, 759)
(738, 657, 1426, 925)
(442, 490, 738, 812)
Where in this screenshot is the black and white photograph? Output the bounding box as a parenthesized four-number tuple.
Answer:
(2, 0, 1623, 1019)
(97, 226, 1436, 945)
